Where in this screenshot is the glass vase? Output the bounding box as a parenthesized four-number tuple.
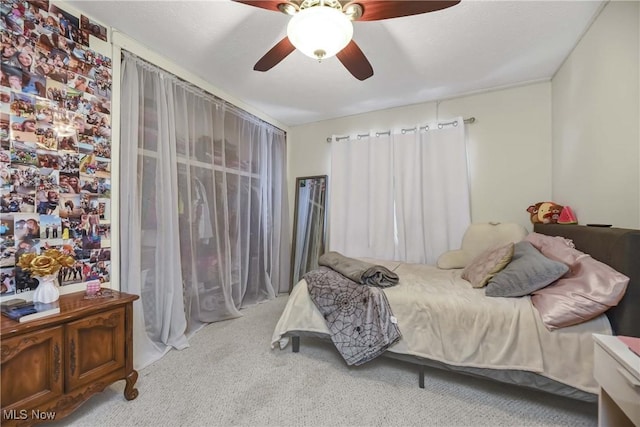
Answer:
(32, 274, 60, 304)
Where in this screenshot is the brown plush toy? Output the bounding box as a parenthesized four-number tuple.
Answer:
(527, 202, 543, 224)
(527, 201, 564, 224)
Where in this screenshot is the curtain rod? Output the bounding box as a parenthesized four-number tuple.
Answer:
(122, 50, 286, 136)
(326, 117, 475, 143)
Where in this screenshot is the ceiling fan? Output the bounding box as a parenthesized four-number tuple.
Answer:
(232, 0, 461, 81)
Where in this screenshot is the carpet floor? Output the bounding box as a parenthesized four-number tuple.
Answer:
(48, 295, 597, 426)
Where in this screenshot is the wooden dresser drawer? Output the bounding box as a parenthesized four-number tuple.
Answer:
(594, 339, 640, 426)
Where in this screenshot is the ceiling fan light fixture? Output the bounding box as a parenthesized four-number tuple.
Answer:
(287, 7, 353, 61)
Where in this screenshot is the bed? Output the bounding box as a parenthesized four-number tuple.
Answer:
(271, 223, 640, 401)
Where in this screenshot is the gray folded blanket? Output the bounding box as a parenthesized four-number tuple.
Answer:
(318, 251, 399, 288)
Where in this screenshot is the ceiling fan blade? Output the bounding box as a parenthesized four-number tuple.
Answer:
(336, 40, 374, 81)
(350, 0, 460, 22)
(254, 37, 296, 72)
(231, 0, 286, 13)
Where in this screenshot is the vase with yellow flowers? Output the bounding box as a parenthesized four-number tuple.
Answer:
(17, 249, 75, 304)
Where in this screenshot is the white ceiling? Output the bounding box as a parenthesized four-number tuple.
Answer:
(66, 0, 605, 127)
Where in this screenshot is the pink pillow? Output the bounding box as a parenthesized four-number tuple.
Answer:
(525, 233, 629, 329)
(525, 232, 575, 252)
(461, 243, 514, 288)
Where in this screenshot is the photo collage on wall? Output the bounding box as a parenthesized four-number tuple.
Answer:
(0, 0, 112, 296)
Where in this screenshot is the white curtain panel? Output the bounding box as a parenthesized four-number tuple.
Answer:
(120, 52, 289, 369)
(329, 119, 470, 264)
(394, 119, 471, 264)
(329, 133, 395, 259)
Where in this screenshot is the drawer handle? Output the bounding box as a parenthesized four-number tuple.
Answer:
(617, 367, 640, 388)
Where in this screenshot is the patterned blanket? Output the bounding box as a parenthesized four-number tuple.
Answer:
(304, 267, 402, 366)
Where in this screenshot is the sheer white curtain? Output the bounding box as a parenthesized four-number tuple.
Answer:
(120, 52, 289, 369)
(329, 119, 470, 264)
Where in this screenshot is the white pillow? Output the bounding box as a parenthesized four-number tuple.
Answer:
(436, 249, 468, 269)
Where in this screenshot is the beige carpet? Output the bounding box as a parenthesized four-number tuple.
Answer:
(49, 295, 597, 426)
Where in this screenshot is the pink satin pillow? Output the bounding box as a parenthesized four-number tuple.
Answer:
(525, 233, 629, 329)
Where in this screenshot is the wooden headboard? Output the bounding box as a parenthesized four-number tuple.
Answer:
(534, 224, 640, 338)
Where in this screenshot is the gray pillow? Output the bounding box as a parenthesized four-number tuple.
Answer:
(485, 241, 569, 298)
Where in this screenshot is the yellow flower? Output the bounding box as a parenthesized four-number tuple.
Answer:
(30, 255, 56, 276)
(60, 255, 75, 268)
(16, 252, 37, 269)
(43, 249, 64, 260)
(18, 249, 76, 277)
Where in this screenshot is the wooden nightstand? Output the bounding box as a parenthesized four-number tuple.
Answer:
(593, 334, 640, 427)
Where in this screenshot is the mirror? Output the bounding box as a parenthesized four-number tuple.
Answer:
(290, 175, 328, 292)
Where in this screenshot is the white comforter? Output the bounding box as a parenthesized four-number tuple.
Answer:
(271, 261, 612, 393)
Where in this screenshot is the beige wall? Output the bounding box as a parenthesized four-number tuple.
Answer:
(288, 0, 640, 241)
(552, 0, 640, 229)
(288, 82, 553, 234)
